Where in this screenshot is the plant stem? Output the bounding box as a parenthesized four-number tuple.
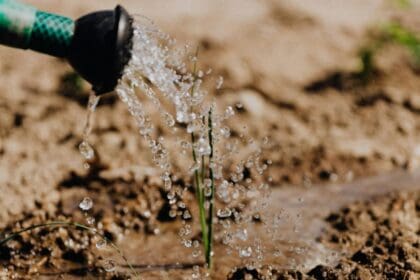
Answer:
(0, 221, 139, 279)
(206, 108, 215, 268)
(188, 46, 210, 261)
(191, 132, 209, 253)
(201, 116, 206, 182)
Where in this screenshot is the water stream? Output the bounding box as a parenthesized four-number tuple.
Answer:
(78, 93, 100, 169)
(75, 18, 420, 278)
(113, 19, 275, 277)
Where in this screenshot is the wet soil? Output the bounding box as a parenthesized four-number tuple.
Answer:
(1, 0, 420, 279)
(1, 169, 419, 279)
(229, 190, 420, 280)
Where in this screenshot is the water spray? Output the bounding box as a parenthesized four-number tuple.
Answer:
(0, 0, 134, 94)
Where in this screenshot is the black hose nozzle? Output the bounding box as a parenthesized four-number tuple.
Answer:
(0, 1, 134, 95)
(68, 5, 134, 94)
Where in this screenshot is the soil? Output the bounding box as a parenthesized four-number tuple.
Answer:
(0, 0, 420, 279)
(229, 191, 420, 280)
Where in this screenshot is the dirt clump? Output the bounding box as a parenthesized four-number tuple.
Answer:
(319, 191, 419, 280)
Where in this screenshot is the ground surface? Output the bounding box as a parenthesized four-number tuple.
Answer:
(229, 190, 420, 280)
(0, 0, 420, 279)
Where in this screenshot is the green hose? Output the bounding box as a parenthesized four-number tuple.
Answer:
(0, 0, 74, 57)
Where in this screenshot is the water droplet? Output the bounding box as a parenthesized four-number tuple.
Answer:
(79, 197, 93, 211)
(183, 210, 192, 220)
(262, 136, 269, 145)
(86, 216, 95, 225)
(88, 94, 100, 111)
(180, 140, 190, 150)
(169, 209, 177, 218)
(224, 106, 235, 118)
(217, 208, 232, 218)
(143, 210, 151, 218)
(192, 264, 201, 279)
(187, 122, 197, 133)
(220, 127, 230, 138)
(183, 239, 192, 248)
(78, 141, 94, 160)
(164, 178, 172, 190)
(192, 250, 200, 258)
(239, 247, 252, 258)
(103, 259, 116, 272)
(83, 162, 90, 170)
(196, 137, 211, 156)
(167, 191, 176, 200)
(204, 186, 212, 197)
(223, 233, 233, 245)
(176, 111, 189, 123)
(204, 179, 212, 187)
(216, 76, 224, 89)
(164, 112, 175, 127)
(221, 218, 232, 229)
(96, 239, 107, 249)
(217, 180, 230, 202)
(236, 229, 248, 241)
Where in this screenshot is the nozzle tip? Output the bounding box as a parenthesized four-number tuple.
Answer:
(68, 5, 134, 95)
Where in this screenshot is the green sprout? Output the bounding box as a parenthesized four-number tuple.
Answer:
(206, 108, 215, 267)
(189, 48, 216, 268)
(357, 22, 420, 81)
(392, 0, 412, 9)
(384, 22, 420, 66)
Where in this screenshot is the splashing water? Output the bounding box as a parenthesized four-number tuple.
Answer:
(217, 208, 232, 218)
(114, 19, 276, 272)
(79, 141, 94, 160)
(239, 246, 253, 258)
(96, 239, 107, 250)
(103, 259, 117, 272)
(79, 197, 93, 211)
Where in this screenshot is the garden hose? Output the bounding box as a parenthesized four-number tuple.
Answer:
(0, 0, 134, 94)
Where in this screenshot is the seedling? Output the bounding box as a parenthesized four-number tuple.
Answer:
(392, 0, 412, 9)
(187, 48, 216, 268)
(384, 22, 420, 66)
(357, 22, 420, 80)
